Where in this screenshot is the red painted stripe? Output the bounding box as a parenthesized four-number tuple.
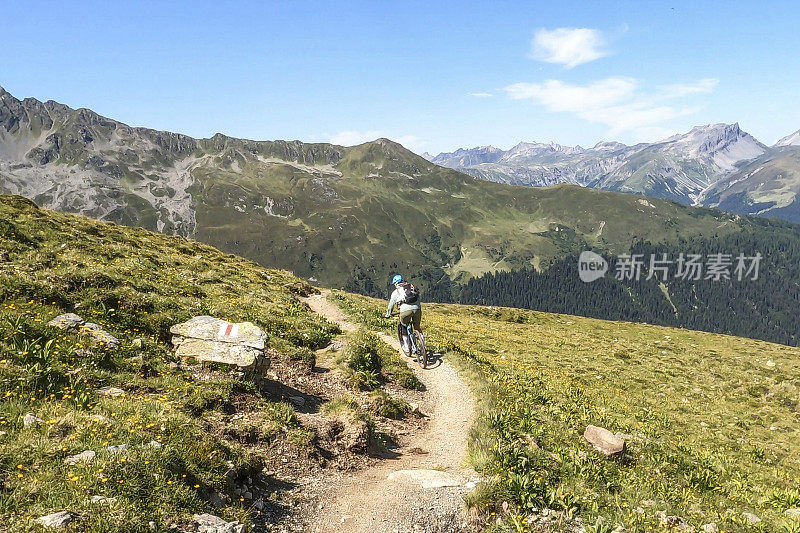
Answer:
(224, 323, 233, 336)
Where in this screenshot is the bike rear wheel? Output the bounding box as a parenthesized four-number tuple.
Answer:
(414, 329, 427, 369)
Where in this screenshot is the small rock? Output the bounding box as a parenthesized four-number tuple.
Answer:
(209, 492, 227, 509)
(105, 444, 128, 454)
(584, 425, 626, 456)
(64, 450, 96, 465)
(243, 491, 253, 500)
(47, 313, 85, 330)
(659, 515, 688, 530)
(37, 511, 75, 528)
(90, 495, 116, 504)
(79, 323, 120, 349)
(192, 513, 245, 533)
(465, 481, 476, 489)
(145, 440, 163, 449)
(785, 508, 800, 518)
(97, 386, 126, 397)
(742, 512, 760, 525)
(329, 340, 346, 351)
(701, 523, 718, 533)
(148, 521, 157, 530)
(89, 414, 112, 423)
(289, 396, 305, 407)
(766, 360, 776, 367)
(131, 338, 143, 349)
(23, 413, 44, 427)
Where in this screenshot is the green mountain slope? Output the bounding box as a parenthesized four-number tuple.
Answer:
(0, 87, 759, 296)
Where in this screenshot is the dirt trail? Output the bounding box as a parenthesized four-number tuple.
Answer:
(301, 290, 478, 532)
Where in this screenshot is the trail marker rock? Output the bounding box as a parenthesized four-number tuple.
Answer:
(170, 316, 269, 372)
(584, 425, 626, 456)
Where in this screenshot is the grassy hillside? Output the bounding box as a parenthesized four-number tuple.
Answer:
(332, 292, 800, 532)
(0, 195, 419, 531)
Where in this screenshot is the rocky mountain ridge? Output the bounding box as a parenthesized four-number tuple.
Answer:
(0, 86, 777, 292)
(428, 123, 800, 218)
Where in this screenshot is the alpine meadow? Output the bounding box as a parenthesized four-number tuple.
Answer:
(2, 2, 800, 532)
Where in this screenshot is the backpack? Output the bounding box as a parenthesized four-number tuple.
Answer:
(398, 282, 420, 304)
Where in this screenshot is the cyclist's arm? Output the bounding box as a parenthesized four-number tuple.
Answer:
(385, 290, 398, 317)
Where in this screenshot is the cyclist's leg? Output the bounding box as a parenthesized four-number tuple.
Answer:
(399, 309, 414, 353)
(411, 308, 422, 332)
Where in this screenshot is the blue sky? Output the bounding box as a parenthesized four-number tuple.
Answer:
(2, 1, 799, 154)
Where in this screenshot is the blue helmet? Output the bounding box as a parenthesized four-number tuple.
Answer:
(391, 274, 403, 285)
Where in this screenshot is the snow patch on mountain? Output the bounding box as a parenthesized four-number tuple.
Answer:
(775, 129, 800, 147)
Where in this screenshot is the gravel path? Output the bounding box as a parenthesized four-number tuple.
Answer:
(301, 291, 479, 532)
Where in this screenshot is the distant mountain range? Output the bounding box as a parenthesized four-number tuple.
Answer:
(426, 124, 800, 222)
(0, 86, 772, 296)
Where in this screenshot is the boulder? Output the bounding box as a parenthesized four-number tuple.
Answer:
(105, 444, 128, 454)
(584, 425, 626, 456)
(78, 323, 120, 349)
(37, 511, 75, 529)
(47, 313, 120, 349)
(22, 413, 44, 427)
(47, 313, 85, 330)
(192, 513, 245, 533)
(742, 512, 760, 525)
(64, 450, 96, 465)
(170, 316, 269, 371)
(97, 386, 126, 397)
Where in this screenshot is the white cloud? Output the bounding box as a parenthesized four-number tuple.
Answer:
(657, 78, 718, 99)
(328, 130, 425, 152)
(468, 92, 493, 98)
(505, 77, 637, 112)
(504, 77, 719, 137)
(329, 130, 383, 146)
(532, 28, 608, 69)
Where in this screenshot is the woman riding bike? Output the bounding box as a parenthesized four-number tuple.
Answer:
(384, 274, 422, 356)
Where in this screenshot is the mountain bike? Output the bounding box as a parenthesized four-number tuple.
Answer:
(390, 312, 427, 369)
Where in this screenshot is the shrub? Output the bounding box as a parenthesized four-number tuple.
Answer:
(346, 331, 382, 375)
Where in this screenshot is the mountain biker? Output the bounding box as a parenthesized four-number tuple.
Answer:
(384, 274, 422, 355)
